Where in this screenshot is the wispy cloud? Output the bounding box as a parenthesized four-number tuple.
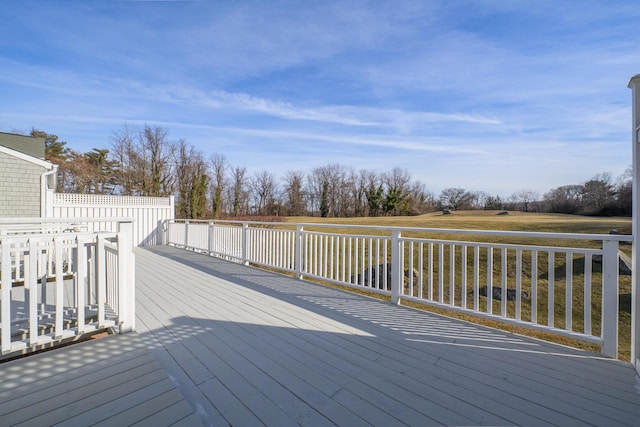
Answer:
(0, 1, 638, 195)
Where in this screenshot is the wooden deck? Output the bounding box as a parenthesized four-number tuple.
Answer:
(134, 245, 640, 427)
(0, 331, 200, 426)
(2, 244, 640, 426)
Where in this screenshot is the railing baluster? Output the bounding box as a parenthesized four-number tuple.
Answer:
(360, 237, 365, 287)
(516, 249, 522, 320)
(473, 245, 479, 310)
(548, 251, 555, 327)
(531, 250, 538, 324)
(438, 243, 444, 303)
(428, 242, 433, 301)
(375, 238, 380, 289)
(347, 236, 352, 284)
(407, 241, 415, 296)
(418, 242, 424, 299)
(487, 247, 493, 314)
(501, 248, 507, 317)
(584, 253, 592, 335)
(566, 252, 573, 331)
(450, 244, 455, 305)
(383, 239, 388, 291)
(461, 244, 467, 309)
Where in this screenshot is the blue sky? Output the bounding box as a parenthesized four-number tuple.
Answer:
(1, 0, 639, 196)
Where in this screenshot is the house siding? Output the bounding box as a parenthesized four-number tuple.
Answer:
(0, 151, 45, 217)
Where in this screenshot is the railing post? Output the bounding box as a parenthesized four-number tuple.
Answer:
(159, 220, 166, 245)
(184, 220, 189, 248)
(208, 221, 214, 254)
(117, 220, 135, 333)
(242, 223, 249, 266)
(601, 239, 619, 358)
(391, 229, 402, 305)
(628, 74, 640, 373)
(1, 238, 12, 354)
(295, 225, 304, 279)
(96, 234, 107, 327)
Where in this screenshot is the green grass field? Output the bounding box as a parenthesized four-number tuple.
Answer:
(283, 210, 633, 360)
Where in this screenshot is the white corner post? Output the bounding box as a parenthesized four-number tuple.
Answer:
(159, 219, 167, 245)
(169, 195, 176, 217)
(117, 220, 135, 333)
(601, 239, 619, 358)
(391, 229, 402, 305)
(295, 225, 304, 279)
(242, 223, 250, 266)
(629, 74, 640, 373)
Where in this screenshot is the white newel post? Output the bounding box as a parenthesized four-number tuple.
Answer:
(601, 239, 619, 358)
(629, 74, 640, 372)
(295, 225, 304, 279)
(208, 221, 214, 253)
(1, 238, 11, 354)
(160, 220, 167, 245)
(117, 220, 135, 333)
(391, 229, 402, 304)
(242, 223, 249, 266)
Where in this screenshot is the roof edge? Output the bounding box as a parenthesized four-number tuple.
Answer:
(0, 144, 55, 169)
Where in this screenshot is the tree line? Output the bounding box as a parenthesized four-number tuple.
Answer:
(29, 125, 632, 219)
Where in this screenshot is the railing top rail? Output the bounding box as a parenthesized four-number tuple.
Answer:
(0, 230, 118, 242)
(0, 217, 136, 226)
(167, 218, 633, 242)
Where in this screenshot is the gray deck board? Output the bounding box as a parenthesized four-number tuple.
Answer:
(134, 245, 640, 427)
(0, 331, 201, 427)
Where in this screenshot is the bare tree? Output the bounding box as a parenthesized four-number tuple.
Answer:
(382, 167, 411, 215)
(229, 166, 249, 217)
(509, 190, 540, 212)
(251, 170, 277, 215)
(364, 171, 384, 217)
(351, 169, 371, 217)
(581, 173, 614, 211)
(283, 171, 306, 216)
(406, 181, 436, 214)
(142, 125, 175, 196)
(174, 141, 209, 219)
(111, 124, 175, 196)
(543, 185, 583, 214)
(614, 167, 632, 216)
(439, 188, 474, 210)
(306, 164, 354, 217)
(210, 154, 227, 218)
(110, 124, 138, 195)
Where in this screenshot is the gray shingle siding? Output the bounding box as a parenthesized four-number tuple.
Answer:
(0, 151, 45, 217)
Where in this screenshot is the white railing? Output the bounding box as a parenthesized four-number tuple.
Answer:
(0, 219, 135, 356)
(164, 219, 633, 359)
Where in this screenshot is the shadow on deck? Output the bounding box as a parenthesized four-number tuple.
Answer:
(134, 245, 640, 427)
